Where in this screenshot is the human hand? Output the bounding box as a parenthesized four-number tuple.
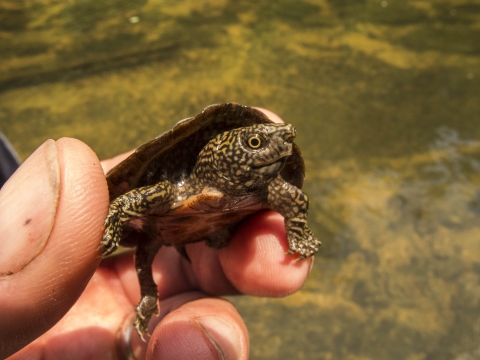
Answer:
(0, 110, 313, 359)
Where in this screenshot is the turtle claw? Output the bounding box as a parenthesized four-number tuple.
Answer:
(99, 241, 118, 257)
(134, 295, 159, 342)
(285, 251, 308, 262)
(134, 318, 149, 342)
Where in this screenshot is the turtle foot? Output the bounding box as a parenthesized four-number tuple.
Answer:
(285, 219, 321, 259)
(134, 295, 159, 341)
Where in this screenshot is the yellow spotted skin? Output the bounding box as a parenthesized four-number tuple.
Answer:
(101, 103, 320, 339)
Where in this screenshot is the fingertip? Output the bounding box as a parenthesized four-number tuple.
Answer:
(219, 211, 311, 297)
(254, 107, 285, 124)
(0, 138, 109, 357)
(100, 149, 135, 174)
(147, 297, 249, 360)
(54, 137, 109, 260)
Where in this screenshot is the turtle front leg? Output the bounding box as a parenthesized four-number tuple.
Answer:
(266, 177, 320, 259)
(101, 182, 174, 257)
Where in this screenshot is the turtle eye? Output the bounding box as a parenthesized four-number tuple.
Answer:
(247, 134, 263, 149)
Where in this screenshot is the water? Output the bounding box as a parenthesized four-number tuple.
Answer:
(1, 1, 479, 358)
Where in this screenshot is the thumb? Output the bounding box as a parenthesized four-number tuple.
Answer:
(0, 138, 109, 358)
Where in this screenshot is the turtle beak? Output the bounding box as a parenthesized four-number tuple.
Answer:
(270, 123, 295, 157)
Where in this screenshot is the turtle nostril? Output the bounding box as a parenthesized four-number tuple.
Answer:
(284, 125, 296, 143)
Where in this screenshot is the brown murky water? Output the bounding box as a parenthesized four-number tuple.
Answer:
(1, 1, 480, 359)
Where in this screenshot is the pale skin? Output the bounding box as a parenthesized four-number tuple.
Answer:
(0, 109, 313, 359)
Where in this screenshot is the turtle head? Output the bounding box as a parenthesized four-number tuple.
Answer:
(195, 123, 296, 194)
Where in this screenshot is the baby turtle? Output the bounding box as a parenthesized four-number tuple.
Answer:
(101, 103, 320, 339)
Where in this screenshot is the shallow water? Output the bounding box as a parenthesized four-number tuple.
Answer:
(1, 0, 480, 359)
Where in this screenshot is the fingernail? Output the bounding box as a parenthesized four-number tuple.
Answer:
(196, 316, 244, 360)
(0, 140, 59, 276)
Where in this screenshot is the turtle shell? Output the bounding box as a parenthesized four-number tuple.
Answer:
(107, 103, 305, 201)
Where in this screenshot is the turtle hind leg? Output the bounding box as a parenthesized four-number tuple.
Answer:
(171, 228, 231, 264)
(173, 230, 231, 262)
(205, 227, 231, 249)
(133, 235, 163, 341)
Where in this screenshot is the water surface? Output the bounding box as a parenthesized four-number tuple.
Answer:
(1, 1, 479, 359)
